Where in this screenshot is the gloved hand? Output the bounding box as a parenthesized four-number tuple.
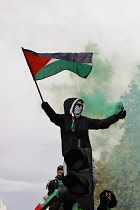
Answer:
(116, 107, 126, 119)
(41, 101, 48, 110)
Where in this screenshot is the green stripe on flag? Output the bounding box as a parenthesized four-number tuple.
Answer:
(40, 189, 58, 207)
(34, 60, 92, 80)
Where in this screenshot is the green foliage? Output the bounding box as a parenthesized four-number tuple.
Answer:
(94, 153, 117, 208)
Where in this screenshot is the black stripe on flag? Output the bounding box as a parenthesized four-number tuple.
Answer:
(22, 48, 93, 64)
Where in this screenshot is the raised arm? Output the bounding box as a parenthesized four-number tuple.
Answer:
(88, 108, 126, 129)
(41, 102, 63, 127)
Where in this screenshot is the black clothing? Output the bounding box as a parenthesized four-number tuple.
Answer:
(47, 179, 59, 196)
(47, 175, 64, 210)
(49, 201, 61, 210)
(97, 196, 111, 210)
(97, 190, 117, 209)
(42, 98, 119, 157)
(47, 175, 64, 195)
(116, 107, 126, 119)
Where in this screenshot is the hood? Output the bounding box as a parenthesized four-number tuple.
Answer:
(63, 98, 84, 115)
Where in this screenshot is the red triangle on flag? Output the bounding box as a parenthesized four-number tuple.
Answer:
(23, 50, 52, 76)
(34, 203, 44, 210)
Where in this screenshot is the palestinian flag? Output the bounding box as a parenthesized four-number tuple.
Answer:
(34, 189, 58, 210)
(22, 48, 93, 80)
(34, 203, 44, 210)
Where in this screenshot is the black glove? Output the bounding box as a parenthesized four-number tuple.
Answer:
(116, 107, 126, 119)
(41, 101, 48, 109)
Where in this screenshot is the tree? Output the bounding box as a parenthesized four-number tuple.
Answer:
(94, 153, 116, 207)
(105, 80, 140, 209)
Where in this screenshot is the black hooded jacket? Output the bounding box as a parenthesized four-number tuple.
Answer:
(47, 175, 64, 196)
(42, 98, 119, 157)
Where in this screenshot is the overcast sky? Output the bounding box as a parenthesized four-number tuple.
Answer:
(0, 0, 140, 209)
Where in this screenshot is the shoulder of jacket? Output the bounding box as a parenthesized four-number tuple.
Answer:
(48, 179, 56, 184)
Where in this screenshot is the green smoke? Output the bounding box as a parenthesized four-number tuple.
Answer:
(80, 89, 123, 118)
(77, 42, 123, 118)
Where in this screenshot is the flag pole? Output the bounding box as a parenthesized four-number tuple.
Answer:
(28, 65, 44, 102)
(33, 78, 44, 102)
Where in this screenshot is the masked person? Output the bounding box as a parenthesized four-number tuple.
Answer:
(43, 165, 64, 210)
(41, 98, 126, 189)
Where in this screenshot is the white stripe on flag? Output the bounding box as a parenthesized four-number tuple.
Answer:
(46, 58, 60, 65)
